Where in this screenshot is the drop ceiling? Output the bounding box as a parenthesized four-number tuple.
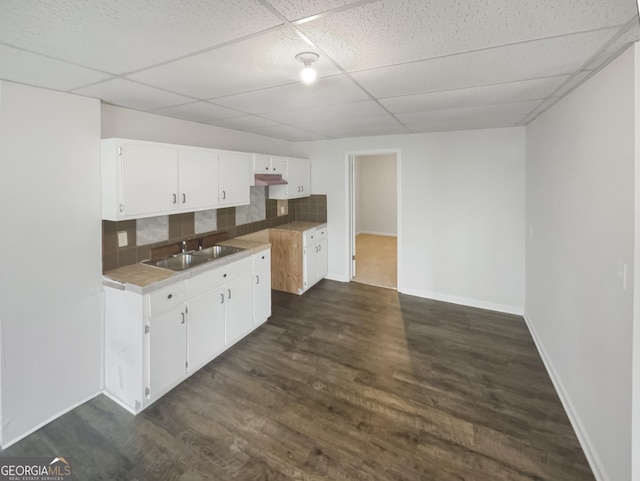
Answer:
(1, 0, 638, 142)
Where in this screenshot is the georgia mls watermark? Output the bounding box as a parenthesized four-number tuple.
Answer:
(0, 457, 72, 481)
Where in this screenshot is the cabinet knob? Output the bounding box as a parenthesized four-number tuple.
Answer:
(261, 255, 265, 259)
(265, 166, 269, 170)
(223, 273, 227, 278)
(167, 294, 173, 299)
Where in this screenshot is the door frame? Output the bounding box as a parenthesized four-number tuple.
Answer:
(346, 149, 401, 287)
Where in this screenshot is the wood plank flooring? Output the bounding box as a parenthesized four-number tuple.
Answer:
(1, 280, 594, 481)
(352, 234, 397, 289)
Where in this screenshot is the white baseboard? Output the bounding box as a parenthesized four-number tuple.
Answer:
(325, 273, 349, 282)
(1, 390, 103, 450)
(523, 312, 608, 481)
(397, 287, 524, 316)
(356, 230, 397, 237)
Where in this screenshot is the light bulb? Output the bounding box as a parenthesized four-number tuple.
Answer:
(301, 66, 317, 84)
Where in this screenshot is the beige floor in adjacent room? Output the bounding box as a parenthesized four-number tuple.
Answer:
(352, 233, 397, 289)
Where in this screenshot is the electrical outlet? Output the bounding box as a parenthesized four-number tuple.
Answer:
(117, 231, 128, 247)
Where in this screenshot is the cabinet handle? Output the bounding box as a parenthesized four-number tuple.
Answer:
(256, 275, 260, 284)
(182, 193, 186, 203)
(318, 245, 321, 252)
(222, 190, 226, 200)
(297, 186, 301, 192)
(173, 193, 177, 204)
(119, 203, 124, 213)
(220, 293, 224, 304)
(181, 312, 185, 324)
(228, 289, 232, 299)
(301, 186, 304, 192)
(315, 246, 319, 253)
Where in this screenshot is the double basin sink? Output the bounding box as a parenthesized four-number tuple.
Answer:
(143, 245, 244, 271)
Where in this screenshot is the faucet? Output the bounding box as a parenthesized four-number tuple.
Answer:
(181, 240, 188, 253)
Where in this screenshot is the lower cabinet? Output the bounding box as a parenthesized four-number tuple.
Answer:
(187, 287, 225, 372)
(149, 304, 187, 398)
(253, 250, 271, 325)
(104, 249, 271, 414)
(271, 224, 327, 295)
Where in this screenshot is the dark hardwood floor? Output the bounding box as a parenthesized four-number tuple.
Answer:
(1, 280, 594, 481)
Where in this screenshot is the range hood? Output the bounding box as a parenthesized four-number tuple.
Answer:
(254, 173, 288, 186)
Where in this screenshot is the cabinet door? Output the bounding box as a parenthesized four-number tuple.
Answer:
(219, 152, 251, 206)
(187, 287, 226, 371)
(225, 273, 254, 345)
(253, 154, 271, 173)
(149, 305, 187, 398)
(317, 239, 328, 281)
(270, 156, 287, 174)
(179, 149, 219, 211)
(254, 265, 271, 325)
(287, 158, 311, 199)
(121, 143, 178, 217)
(303, 244, 318, 292)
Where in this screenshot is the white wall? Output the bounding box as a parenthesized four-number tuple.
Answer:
(0, 82, 103, 447)
(634, 41, 640, 481)
(296, 127, 526, 314)
(355, 154, 397, 236)
(102, 105, 297, 156)
(526, 47, 635, 481)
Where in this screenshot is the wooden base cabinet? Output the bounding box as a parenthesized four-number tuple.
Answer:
(104, 250, 271, 414)
(271, 225, 327, 295)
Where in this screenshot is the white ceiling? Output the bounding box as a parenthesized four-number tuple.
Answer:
(1, 0, 638, 142)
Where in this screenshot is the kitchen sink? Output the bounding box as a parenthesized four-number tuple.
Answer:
(143, 245, 245, 271)
(193, 245, 244, 260)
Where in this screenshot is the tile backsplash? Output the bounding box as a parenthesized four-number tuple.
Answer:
(102, 191, 327, 272)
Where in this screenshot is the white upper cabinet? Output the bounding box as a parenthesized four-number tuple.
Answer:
(101, 139, 251, 220)
(178, 148, 219, 211)
(253, 154, 287, 175)
(268, 157, 311, 200)
(104, 141, 178, 219)
(219, 151, 251, 207)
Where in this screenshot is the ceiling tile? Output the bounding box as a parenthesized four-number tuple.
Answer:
(297, 114, 408, 137)
(585, 19, 640, 70)
(551, 71, 593, 98)
(0, 0, 282, 74)
(152, 102, 245, 123)
(73, 79, 193, 111)
(207, 115, 282, 130)
(407, 117, 525, 133)
(380, 76, 569, 114)
(396, 100, 541, 126)
(261, 100, 388, 124)
(266, 0, 369, 21)
(248, 124, 329, 141)
(128, 27, 341, 99)
(0, 43, 112, 91)
(213, 74, 369, 113)
(299, 0, 636, 71)
(351, 28, 618, 98)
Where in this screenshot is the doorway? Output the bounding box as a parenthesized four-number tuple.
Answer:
(349, 152, 399, 289)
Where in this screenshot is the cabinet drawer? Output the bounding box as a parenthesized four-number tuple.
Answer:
(148, 280, 187, 317)
(253, 249, 271, 270)
(188, 256, 252, 299)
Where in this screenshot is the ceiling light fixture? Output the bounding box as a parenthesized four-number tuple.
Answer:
(295, 52, 320, 84)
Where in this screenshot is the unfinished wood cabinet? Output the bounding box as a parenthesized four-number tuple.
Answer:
(270, 224, 327, 295)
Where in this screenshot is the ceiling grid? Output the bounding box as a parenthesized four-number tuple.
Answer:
(0, 0, 637, 141)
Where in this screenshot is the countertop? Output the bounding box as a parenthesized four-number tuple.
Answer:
(103, 230, 271, 293)
(270, 221, 326, 233)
